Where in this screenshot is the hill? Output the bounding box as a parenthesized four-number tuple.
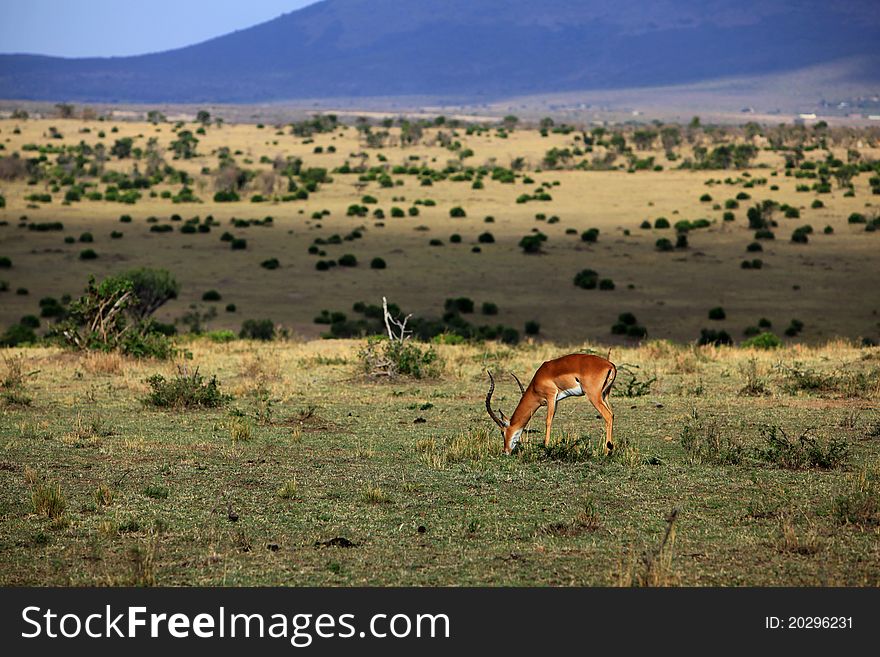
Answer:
(1, 0, 879, 103)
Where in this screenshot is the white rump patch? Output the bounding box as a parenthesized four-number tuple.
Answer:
(555, 383, 585, 402)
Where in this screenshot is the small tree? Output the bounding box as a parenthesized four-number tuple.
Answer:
(55, 103, 75, 118)
(170, 130, 199, 159)
(196, 110, 211, 126)
(111, 137, 133, 159)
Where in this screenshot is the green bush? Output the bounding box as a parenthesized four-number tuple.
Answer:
(202, 290, 221, 302)
(261, 258, 280, 270)
(449, 206, 466, 218)
(239, 319, 275, 341)
(445, 297, 474, 313)
(482, 302, 498, 315)
(573, 269, 598, 289)
(370, 257, 386, 269)
(753, 425, 848, 470)
(145, 367, 230, 409)
(0, 257, 11, 269)
(524, 321, 540, 335)
(698, 328, 732, 346)
(478, 232, 495, 243)
(519, 233, 546, 253)
(655, 238, 673, 251)
(708, 307, 726, 320)
(359, 337, 441, 378)
(79, 249, 98, 260)
(0, 323, 36, 347)
(581, 228, 599, 243)
(741, 332, 782, 349)
(230, 238, 247, 250)
(654, 217, 670, 229)
(338, 254, 357, 267)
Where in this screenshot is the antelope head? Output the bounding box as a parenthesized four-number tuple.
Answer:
(485, 371, 526, 454)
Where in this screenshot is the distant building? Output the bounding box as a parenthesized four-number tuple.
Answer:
(798, 113, 817, 120)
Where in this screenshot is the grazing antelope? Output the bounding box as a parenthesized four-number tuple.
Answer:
(485, 354, 617, 455)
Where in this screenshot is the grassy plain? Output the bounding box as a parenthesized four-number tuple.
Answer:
(0, 339, 878, 586)
(0, 115, 879, 587)
(0, 117, 878, 343)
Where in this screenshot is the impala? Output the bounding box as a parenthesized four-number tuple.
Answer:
(485, 354, 617, 455)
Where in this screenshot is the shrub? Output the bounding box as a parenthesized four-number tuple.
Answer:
(79, 232, 94, 243)
(640, 220, 651, 229)
(230, 238, 247, 250)
(675, 234, 688, 249)
(111, 231, 123, 239)
(482, 302, 498, 315)
(338, 254, 357, 267)
(145, 366, 230, 409)
(746, 241, 763, 252)
(598, 278, 615, 290)
(239, 319, 275, 341)
(699, 193, 712, 202)
(723, 211, 735, 222)
(358, 337, 441, 378)
(742, 332, 782, 349)
(370, 257, 386, 269)
(79, 249, 98, 260)
(449, 234, 462, 243)
(823, 225, 833, 234)
(708, 307, 726, 320)
(655, 238, 673, 251)
(261, 258, 280, 270)
(654, 217, 670, 229)
(573, 269, 598, 289)
(0, 323, 36, 347)
(680, 412, 744, 465)
(581, 228, 599, 243)
(120, 214, 132, 223)
(202, 290, 221, 302)
(698, 328, 732, 346)
(478, 232, 495, 243)
(449, 206, 466, 218)
(754, 229, 775, 240)
(444, 297, 474, 313)
(791, 228, 809, 243)
(848, 213, 866, 224)
(0, 256, 11, 268)
(753, 425, 848, 470)
(225, 304, 236, 312)
(518, 233, 546, 253)
(524, 321, 540, 335)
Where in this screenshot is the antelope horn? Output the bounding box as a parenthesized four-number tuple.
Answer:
(510, 371, 525, 396)
(485, 371, 505, 428)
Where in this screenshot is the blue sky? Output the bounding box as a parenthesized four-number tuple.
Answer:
(0, 0, 319, 57)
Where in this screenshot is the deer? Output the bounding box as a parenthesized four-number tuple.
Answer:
(485, 354, 617, 455)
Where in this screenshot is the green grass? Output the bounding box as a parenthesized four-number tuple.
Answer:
(0, 339, 878, 586)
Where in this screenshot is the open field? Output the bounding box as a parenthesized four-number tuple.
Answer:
(1, 113, 879, 587)
(0, 339, 878, 586)
(1, 116, 879, 344)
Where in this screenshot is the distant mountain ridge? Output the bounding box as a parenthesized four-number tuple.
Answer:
(1, 0, 878, 103)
